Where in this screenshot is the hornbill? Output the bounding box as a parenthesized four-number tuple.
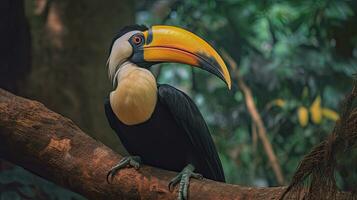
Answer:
(105, 25, 231, 199)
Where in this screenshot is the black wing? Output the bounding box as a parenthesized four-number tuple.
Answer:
(104, 98, 122, 137)
(158, 84, 225, 182)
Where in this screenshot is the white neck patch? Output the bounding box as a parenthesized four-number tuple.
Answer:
(107, 30, 141, 87)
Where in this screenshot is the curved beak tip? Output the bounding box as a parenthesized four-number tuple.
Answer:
(227, 81, 232, 90)
(224, 74, 232, 90)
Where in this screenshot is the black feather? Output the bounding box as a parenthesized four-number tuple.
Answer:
(158, 84, 226, 182)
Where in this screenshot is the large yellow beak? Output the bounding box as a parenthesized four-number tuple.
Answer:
(142, 25, 231, 89)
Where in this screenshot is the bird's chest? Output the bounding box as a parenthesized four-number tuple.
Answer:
(118, 101, 187, 152)
(106, 99, 192, 170)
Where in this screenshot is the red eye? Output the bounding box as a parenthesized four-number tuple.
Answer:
(132, 35, 142, 45)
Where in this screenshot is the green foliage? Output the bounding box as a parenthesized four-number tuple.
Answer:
(139, 0, 357, 188)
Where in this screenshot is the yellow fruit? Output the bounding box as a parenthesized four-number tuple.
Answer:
(322, 108, 339, 121)
(273, 99, 286, 108)
(298, 106, 309, 127)
(310, 96, 322, 124)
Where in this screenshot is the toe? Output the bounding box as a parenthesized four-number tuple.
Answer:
(129, 160, 140, 169)
(183, 180, 189, 200)
(178, 173, 189, 200)
(106, 156, 141, 184)
(169, 176, 180, 191)
(106, 169, 115, 184)
(192, 173, 203, 180)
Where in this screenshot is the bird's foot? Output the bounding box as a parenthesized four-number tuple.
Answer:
(106, 155, 141, 183)
(168, 164, 203, 200)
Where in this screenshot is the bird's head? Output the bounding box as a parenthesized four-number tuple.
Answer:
(107, 25, 231, 89)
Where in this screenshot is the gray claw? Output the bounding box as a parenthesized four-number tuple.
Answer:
(106, 155, 141, 183)
(168, 164, 203, 200)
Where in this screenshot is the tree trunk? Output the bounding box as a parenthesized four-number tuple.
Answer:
(24, 0, 134, 153)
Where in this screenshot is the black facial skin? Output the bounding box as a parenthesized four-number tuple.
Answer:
(108, 24, 151, 68)
(128, 33, 145, 64)
(109, 25, 158, 69)
(129, 33, 156, 68)
(109, 24, 148, 55)
(128, 32, 157, 68)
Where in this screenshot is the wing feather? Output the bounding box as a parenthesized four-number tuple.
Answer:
(158, 84, 225, 182)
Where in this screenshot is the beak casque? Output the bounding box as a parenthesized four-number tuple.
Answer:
(142, 25, 231, 89)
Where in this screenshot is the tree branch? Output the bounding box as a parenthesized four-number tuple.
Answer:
(0, 88, 352, 199)
(221, 50, 285, 185)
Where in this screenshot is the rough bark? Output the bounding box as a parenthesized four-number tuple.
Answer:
(0, 90, 353, 200)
